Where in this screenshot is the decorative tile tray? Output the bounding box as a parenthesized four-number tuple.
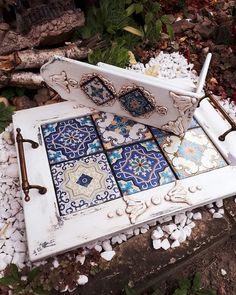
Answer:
(13, 97, 236, 261)
(40, 54, 212, 136)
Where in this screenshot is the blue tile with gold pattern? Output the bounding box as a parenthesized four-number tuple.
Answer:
(92, 112, 153, 149)
(157, 127, 227, 179)
(51, 153, 121, 216)
(42, 116, 102, 164)
(107, 140, 176, 195)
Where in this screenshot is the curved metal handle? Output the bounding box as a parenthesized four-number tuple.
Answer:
(16, 128, 47, 202)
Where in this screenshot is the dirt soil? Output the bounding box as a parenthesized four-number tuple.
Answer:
(145, 237, 236, 295)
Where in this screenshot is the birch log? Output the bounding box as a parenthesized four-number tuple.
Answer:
(0, 71, 44, 88)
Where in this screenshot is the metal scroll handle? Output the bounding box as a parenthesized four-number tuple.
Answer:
(198, 92, 236, 141)
(16, 128, 47, 202)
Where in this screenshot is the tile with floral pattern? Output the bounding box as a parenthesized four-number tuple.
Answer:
(157, 128, 227, 179)
(42, 116, 102, 164)
(92, 112, 153, 149)
(107, 140, 176, 195)
(51, 153, 120, 216)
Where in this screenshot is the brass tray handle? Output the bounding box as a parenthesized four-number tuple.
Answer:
(16, 128, 47, 202)
(198, 92, 236, 141)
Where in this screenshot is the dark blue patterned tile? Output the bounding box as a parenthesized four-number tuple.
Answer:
(80, 73, 116, 106)
(107, 140, 176, 195)
(92, 112, 153, 149)
(42, 116, 102, 164)
(51, 153, 120, 216)
(118, 86, 155, 117)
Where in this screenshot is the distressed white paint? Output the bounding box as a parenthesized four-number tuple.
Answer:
(40, 55, 211, 135)
(13, 97, 236, 261)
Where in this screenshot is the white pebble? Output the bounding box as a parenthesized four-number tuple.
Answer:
(170, 229, 181, 240)
(162, 216, 172, 223)
(76, 255, 86, 265)
(174, 213, 186, 225)
(218, 209, 224, 215)
(161, 239, 170, 250)
(94, 245, 102, 252)
(102, 240, 112, 251)
(151, 229, 164, 240)
(183, 226, 192, 237)
(171, 240, 180, 248)
(77, 275, 88, 285)
(0, 151, 9, 163)
(5, 163, 19, 178)
(100, 250, 116, 261)
(134, 228, 140, 236)
(162, 224, 177, 235)
(206, 203, 214, 209)
(209, 208, 215, 214)
(186, 211, 193, 219)
(52, 259, 59, 268)
(215, 200, 223, 208)
(140, 228, 148, 234)
(221, 269, 227, 276)
(178, 228, 187, 243)
(152, 239, 162, 250)
(213, 212, 223, 219)
(188, 221, 196, 229)
(193, 212, 202, 220)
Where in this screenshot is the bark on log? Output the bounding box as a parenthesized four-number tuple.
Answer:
(0, 35, 105, 71)
(0, 71, 44, 88)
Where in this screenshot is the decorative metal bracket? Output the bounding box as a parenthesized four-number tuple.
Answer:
(16, 128, 47, 202)
(197, 92, 236, 141)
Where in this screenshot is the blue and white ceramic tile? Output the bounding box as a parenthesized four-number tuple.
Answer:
(80, 75, 116, 105)
(107, 140, 176, 195)
(92, 112, 153, 149)
(119, 87, 155, 117)
(157, 127, 227, 179)
(42, 116, 102, 164)
(51, 153, 120, 216)
(188, 117, 199, 129)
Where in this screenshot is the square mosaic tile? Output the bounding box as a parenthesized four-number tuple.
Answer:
(51, 153, 121, 216)
(157, 128, 227, 179)
(107, 140, 176, 195)
(42, 116, 102, 164)
(92, 112, 153, 149)
(80, 74, 116, 106)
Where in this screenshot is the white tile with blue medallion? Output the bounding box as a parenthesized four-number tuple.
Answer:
(41, 116, 102, 164)
(51, 152, 121, 216)
(107, 140, 176, 195)
(157, 127, 227, 179)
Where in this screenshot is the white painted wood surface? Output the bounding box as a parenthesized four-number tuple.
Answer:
(13, 99, 236, 261)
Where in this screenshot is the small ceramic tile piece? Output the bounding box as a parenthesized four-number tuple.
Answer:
(51, 153, 120, 216)
(118, 85, 156, 117)
(92, 112, 153, 149)
(107, 140, 176, 195)
(42, 116, 102, 164)
(157, 128, 227, 179)
(80, 73, 116, 106)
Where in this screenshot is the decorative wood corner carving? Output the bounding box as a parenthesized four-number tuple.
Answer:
(170, 91, 198, 119)
(50, 71, 79, 93)
(161, 117, 185, 137)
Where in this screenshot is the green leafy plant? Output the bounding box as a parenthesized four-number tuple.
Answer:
(172, 272, 216, 295)
(0, 264, 50, 295)
(0, 87, 26, 100)
(0, 102, 14, 133)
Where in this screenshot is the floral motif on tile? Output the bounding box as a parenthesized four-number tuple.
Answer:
(118, 85, 167, 118)
(42, 116, 102, 164)
(51, 153, 120, 216)
(157, 128, 227, 179)
(107, 140, 176, 195)
(80, 73, 116, 106)
(92, 112, 153, 149)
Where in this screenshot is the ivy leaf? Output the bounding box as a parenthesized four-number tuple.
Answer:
(145, 12, 154, 24)
(0, 276, 19, 286)
(155, 19, 162, 36)
(126, 3, 136, 16)
(173, 289, 188, 295)
(33, 287, 51, 295)
(27, 267, 41, 284)
(124, 285, 139, 295)
(10, 264, 21, 282)
(178, 278, 191, 290)
(134, 3, 143, 14)
(0, 102, 15, 133)
(192, 272, 201, 291)
(166, 23, 174, 40)
(161, 15, 172, 25)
